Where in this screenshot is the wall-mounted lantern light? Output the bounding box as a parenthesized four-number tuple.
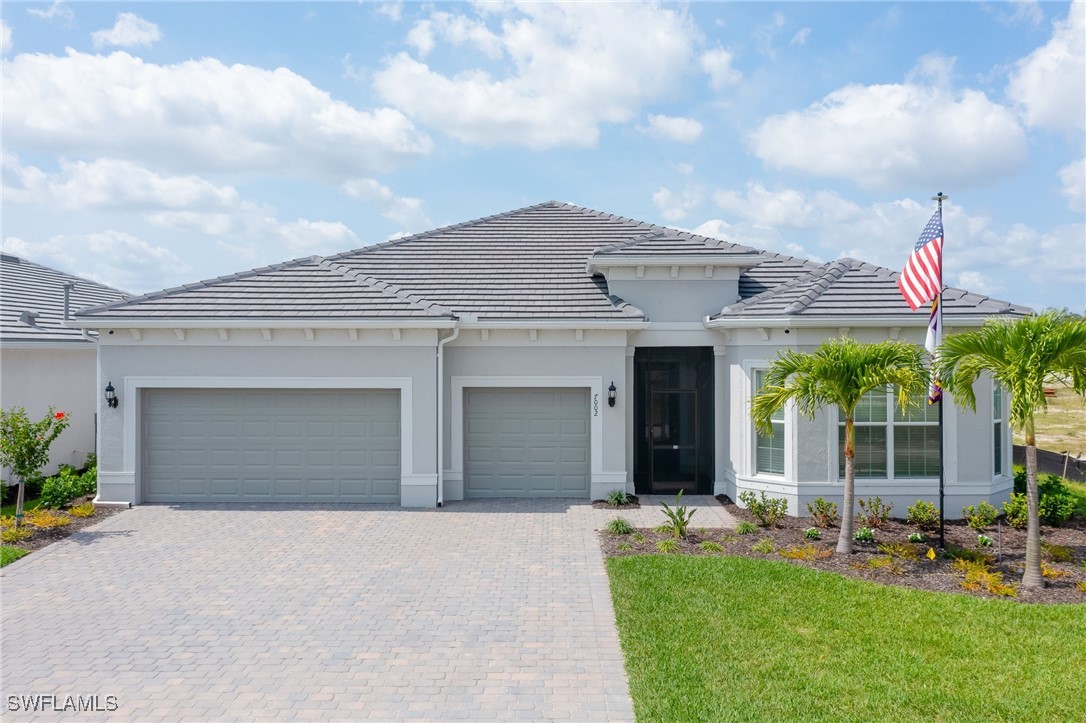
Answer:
(105, 381, 118, 409)
(608, 381, 617, 407)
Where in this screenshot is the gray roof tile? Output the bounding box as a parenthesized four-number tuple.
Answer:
(1, 254, 129, 343)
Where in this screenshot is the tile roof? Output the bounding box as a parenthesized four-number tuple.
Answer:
(1, 254, 129, 343)
(72, 201, 1029, 325)
(715, 257, 1031, 320)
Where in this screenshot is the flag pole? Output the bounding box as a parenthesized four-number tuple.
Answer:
(933, 191, 948, 550)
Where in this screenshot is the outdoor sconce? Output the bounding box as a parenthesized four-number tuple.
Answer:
(608, 381, 617, 407)
(105, 381, 118, 409)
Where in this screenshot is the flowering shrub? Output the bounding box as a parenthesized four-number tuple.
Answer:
(0, 407, 70, 525)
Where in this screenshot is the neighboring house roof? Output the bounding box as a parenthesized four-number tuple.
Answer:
(714, 257, 1031, 320)
(0, 254, 129, 343)
(72, 201, 1029, 326)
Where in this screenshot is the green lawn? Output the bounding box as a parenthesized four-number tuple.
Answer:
(1067, 480, 1086, 516)
(1, 545, 30, 567)
(608, 555, 1086, 723)
(0, 497, 42, 517)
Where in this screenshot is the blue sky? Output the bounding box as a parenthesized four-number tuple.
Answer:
(2, 1, 1083, 312)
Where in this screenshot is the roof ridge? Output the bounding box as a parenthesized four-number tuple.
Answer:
(317, 259, 455, 318)
(781, 258, 856, 315)
(720, 260, 835, 315)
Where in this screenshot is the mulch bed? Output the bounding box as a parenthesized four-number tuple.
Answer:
(599, 496, 1086, 605)
(592, 495, 641, 509)
(3, 495, 126, 555)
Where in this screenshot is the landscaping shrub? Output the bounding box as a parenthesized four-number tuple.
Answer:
(852, 527, 875, 543)
(1077, 581, 1086, 594)
(606, 489, 630, 506)
(606, 517, 633, 535)
(616, 542, 633, 552)
(944, 546, 994, 566)
(699, 541, 724, 553)
(1041, 541, 1073, 563)
(877, 542, 919, 561)
(803, 527, 821, 540)
(655, 539, 679, 553)
(1003, 493, 1028, 528)
(856, 497, 892, 529)
(632, 532, 646, 543)
(1, 527, 32, 543)
(1040, 562, 1069, 579)
(1039, 492, 1076, 526)
(25, 509, 70, 529)
(74, 466, 97, 498)
(735, 521, 757, 535)
(659, 491, 696, 539)
(1013, 464, 1026, 494)
(864, 555, 905, 575)
(738, 491, 788, 528)
(908, 532, 926, 543)
(39, 470, 81, 509)
(805, 497, 838, 527)
(977, 535, 993, 548)
(906, 500, 940, 531)
(962, 501, 998, 532)
(780, 543, 831, 561)
(67, 502, 96, 518)
(751, 538, 775, 554)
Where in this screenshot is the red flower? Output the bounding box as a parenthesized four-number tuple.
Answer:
(54, 412, 66, 420)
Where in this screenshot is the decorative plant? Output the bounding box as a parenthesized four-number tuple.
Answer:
(606, 489, 630, 506)
(977, 535, 993, 548)
(735, 521, 757, 535)
(962, 501, 999, 532)
(655, 538, 679, 553)
(753, 337, 926, 554)
(738, 490, 788, 528)
(1002, 493, 1029, 529)
(659, 490, 696, 539)
(908, 532, 926, 543)
(936, 309, 1086, 588)
(751, 538, 775, 554)
(906, 500, 940, 532)
(803, 527, 821, 540)
(0, 407, 70, 527)
(856, 497, 893, 529)
(605, 517, 633, 535)
(852, 527, 875, 543)
(806, 497, 838, 527)
(699, 541, 724, 553)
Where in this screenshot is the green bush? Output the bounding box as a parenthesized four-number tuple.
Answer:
(699, 541, 724, 553)
(906, 500, 940, 531)
(606, 517, 633, 535)
(739, 490, 788, 528)
(1040, 493, 1076, 526)
(1012, 465, 1026, 494)
(605, 489, 630, 506)
(962, 501, 998, 532)
(856, 497, 893, 529)
(1003, 493, 1028, 528)
(735, 521, 757, 535)
(805, 497, 838, 527)
(751, 538, 775, 554)
(659, 491, 696, 539)
(655, 538, 679, 553)
(803, 527, 821, 540)
(852, 527, 875, 543)
(74, 466, 97, 497)
(39, 472, 81, 509)
(908, 532, 926, 543)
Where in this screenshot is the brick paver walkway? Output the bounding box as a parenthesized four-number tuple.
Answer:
(1, 498, 733, 721)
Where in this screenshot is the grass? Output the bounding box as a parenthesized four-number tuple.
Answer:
(0, 496, 42, 518)
(1066, 480, 1086, 516)
(1014, 386, 1086, 457)
(607, 555, 1086, 723)
(1, 545, 30, 567)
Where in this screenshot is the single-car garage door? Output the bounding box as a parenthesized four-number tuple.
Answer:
(142, 389, 400, 503)
(464, 388, 589, 498)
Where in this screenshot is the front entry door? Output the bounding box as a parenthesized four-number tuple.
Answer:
(649, 390, 697, 494)
(634, 347, 714, 495)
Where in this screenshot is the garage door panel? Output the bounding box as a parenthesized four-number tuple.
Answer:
(465, 388, 589, 498)
(143, 389, 400, 503)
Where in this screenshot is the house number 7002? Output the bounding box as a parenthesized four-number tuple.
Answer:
(592, 393, 599, 416)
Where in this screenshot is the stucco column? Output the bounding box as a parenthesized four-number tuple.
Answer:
(625, 346, 635, 493)
(713, 345, 728, 496)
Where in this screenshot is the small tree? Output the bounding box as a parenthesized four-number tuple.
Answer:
(752, 338, 926, 554)
(936, 309, 1086, 589)
(0, 407, 70, 527)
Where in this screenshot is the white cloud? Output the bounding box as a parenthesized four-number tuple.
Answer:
(91, 13, 161, 49)
(1059, 157, 1085, 213)
(675, 163, 695, 175)
(2, 49, 432, 180)
(406, 12, 503, 59)
(274, 219, 359, 256)
(1006, 2, 1085, 131)
(713, 183, 862, 229)
(700, 47, 741, 90)
(652, 185, 703, 221)
(2, 231, 187, 293)
(986, 0, 1045, 28)
(1, 20, 12, 55)
(26, 1, 72, 23)
(376, 2, 403, 22)
(791, 28, 811, 46)
(644, 114, 703, 144)
(341, 179, 430, 229)
(374, 3, 699, 149)
(955, 270, 1002, 296)
(750, 80, 1027, 188)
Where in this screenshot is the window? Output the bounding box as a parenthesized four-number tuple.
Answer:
(993, 384, 1004, 476)
(838, 388, 939, 479)
(753, 369, 784, 475)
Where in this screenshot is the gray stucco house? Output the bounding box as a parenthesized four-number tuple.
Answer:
(71, 202, 1027, 515)
(1, 254, 129, 480)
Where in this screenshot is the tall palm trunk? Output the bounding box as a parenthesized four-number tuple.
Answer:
(837, 417, 856, 554)
(1021, 416, 1044, 589)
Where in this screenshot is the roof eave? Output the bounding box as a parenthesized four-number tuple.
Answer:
(66, 317, 459, 330)
(704, 313, 1027, 329)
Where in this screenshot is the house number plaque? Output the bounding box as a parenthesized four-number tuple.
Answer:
(592, 393, 599, 416)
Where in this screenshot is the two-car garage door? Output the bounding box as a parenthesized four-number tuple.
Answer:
(142, 389, 400, 503)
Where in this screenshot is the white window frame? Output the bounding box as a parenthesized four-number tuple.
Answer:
(836, 387, 940, 481)
(745, 364, 793, 480)
(993, 382, 1006, 478)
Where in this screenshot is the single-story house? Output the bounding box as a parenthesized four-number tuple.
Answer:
(1, 253, 129, 480)
(71, 202, 1028, 516)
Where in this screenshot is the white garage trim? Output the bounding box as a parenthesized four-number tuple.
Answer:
(121, 376, 413, 503)
(450, 376, 606, 499)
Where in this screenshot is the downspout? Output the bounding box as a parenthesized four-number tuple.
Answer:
(436, 324, 460, 507)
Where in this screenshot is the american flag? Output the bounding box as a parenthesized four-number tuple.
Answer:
(898, 208, 943, 311)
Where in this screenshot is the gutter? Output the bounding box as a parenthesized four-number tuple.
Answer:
(435, 322, 462, 507)
(703, 314, 1010, 329)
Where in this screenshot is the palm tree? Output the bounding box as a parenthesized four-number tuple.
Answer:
(936, 310, 1086, 589)
(753, 337, 927, 554)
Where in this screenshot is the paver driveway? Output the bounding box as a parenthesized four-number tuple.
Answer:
(2, 497, 731, 721)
